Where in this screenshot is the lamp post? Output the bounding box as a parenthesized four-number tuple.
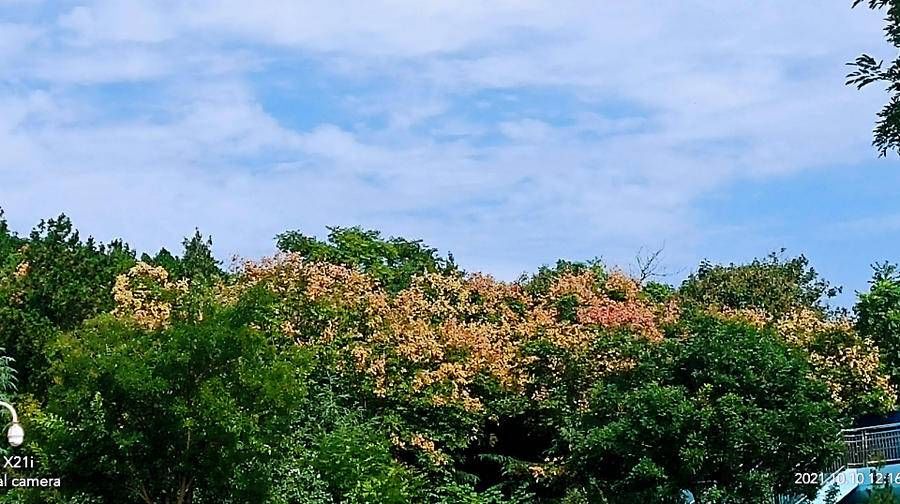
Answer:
(0, 401, 23, 447)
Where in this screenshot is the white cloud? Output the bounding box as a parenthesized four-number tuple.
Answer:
(0, 0, 895, 281)
(57, 1, 175, 45)
(0, 22, 41, 59)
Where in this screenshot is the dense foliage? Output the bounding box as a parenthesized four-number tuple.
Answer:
(857, 263, 900, 395)
(276, 227, 456, 293)
(567, 317, 843, 503)
(0, 212, 897, 503)
(679, 252, 839, 317)
(849, 0, 900, 156)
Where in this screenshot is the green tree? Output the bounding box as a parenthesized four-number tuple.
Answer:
(269, 413, 421, 504)
(848, 0, 900, 156)
(0, 308, 51, 397)
(179, 230, 223, 283)
(0, 210, 22, 267)
(276, 227, 456, 293)
(141, 247, 180, 278)
(679, 251, 839, 317)
(0, 215, 135, 393)
(141, 230, 224, 285)
(856, 263, 900, 392)
(15, 215, 135, 329)
(0, 348, 17, 402)
(565, 317, 844, 503)
(521, 259, 606, 298)
(35, 311, 310, 503)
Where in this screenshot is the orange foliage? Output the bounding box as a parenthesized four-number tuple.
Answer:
(777, 309, 894, 412)
(112, 262, 188, 330)
(224, 255, 669, 415)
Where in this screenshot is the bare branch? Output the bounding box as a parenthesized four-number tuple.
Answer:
(632, 244, 667, 284)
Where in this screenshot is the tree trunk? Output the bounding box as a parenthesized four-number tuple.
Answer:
(176, 476, 193, 504)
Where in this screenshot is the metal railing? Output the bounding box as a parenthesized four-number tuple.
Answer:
(775, 494, 808, 504)
(844, 422, 900, 467)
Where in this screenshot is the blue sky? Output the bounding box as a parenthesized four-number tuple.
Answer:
(0, 1, 897, 306)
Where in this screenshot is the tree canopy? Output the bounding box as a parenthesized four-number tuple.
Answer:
(276, 226, 456, 293)
(0, 212, 895, 503)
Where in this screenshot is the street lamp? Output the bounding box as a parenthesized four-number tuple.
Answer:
(0, 402, 23, 447)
